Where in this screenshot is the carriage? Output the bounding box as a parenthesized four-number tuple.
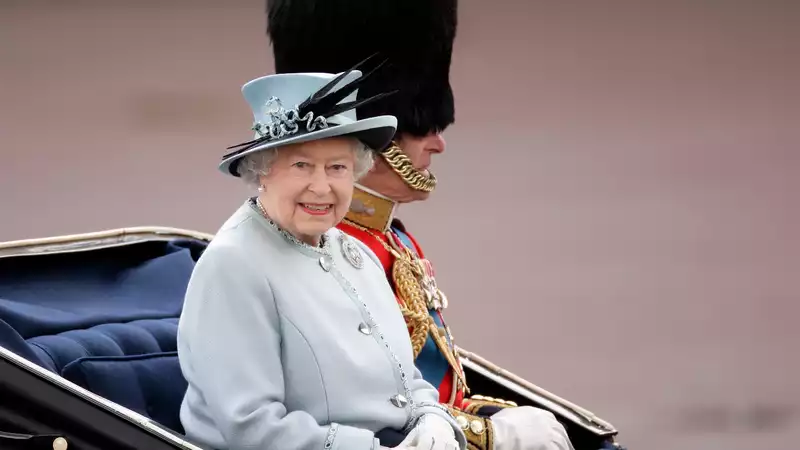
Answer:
(0, 227, 624, 449)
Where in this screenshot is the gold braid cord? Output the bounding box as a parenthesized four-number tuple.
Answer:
(446, 406, 496, 450)
(342, 219, 468, 392)
(385, 232, 469, 392)
(427, 319, 469, 394)
(381, 143, 438, 193)
(392, 256, 433, 357)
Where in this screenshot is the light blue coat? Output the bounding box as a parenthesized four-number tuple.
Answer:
(177, 199, 467, 450)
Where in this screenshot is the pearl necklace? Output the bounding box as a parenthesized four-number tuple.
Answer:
(251, 197, 330, 255)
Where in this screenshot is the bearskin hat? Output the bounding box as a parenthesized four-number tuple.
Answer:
(266, 0, 458, 140)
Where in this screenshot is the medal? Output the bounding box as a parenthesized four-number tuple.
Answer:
(417, 258, 445, 310)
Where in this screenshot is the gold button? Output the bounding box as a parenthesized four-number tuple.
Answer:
(455, 415, 469, 430)
(469, 419, 485, 435)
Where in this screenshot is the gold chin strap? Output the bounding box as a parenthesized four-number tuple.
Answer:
(380, 141, 438, 193)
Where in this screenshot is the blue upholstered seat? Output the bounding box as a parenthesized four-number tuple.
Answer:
(62, 351, 187, 433)
(0, 238, 206, 434)
(26, 318, 180, 373)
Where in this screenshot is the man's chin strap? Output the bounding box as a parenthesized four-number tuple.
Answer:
(380, 141, 438, 193)
(345, 141, 436, 232)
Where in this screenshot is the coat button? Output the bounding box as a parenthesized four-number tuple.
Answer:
(390, 394, 408, 408)
(319, 256, 331, 272)
(358, 323, 372, 335)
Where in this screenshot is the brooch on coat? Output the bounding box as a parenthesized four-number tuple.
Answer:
(339, 234, 364, 269)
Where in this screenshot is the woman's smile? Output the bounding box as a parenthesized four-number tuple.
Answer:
(298, 202, 333, 216)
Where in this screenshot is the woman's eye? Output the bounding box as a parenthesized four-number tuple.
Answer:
(331, 164, 348, 171)
(293, 161, 309, 168)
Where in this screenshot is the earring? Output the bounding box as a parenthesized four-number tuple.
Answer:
(258, 185, 265, 192)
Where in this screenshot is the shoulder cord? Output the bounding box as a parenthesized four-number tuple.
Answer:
(342, 219, 432, 357)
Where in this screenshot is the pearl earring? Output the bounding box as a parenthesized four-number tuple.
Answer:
(258, 185, 265, 192)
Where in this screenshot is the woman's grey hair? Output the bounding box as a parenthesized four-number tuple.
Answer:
(238, 138, 375, 188)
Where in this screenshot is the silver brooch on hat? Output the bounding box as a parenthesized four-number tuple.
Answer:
(339, 234, 364, 269)
(222, 53, 393, 163)
(252, 97, 329, 142)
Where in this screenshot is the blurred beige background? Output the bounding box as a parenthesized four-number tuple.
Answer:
(1, 1, 799, 449)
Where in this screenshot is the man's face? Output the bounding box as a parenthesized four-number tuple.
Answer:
(359, 132, 446, 203)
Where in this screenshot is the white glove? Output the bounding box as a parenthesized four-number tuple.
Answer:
(490, 406, 574, 450)
(397, 414, 460, 450)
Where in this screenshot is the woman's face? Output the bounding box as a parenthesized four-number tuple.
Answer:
(258, 137, 358, 245)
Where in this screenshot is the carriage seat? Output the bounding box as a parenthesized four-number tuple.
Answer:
(62, 350, 187, 433)
(0, 238, 205, 435)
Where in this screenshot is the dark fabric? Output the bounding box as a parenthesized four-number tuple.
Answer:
(61, 352, 187, 434)
(375, 427, 408, 447)
(473, 405, 505, 417)
(0, 240, 202, 371)
(0, 317, 42, 364)
(27, 318, 179, 373)
(0, 239, 205, 433)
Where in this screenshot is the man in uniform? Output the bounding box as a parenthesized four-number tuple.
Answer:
(265, 1, 577, 449)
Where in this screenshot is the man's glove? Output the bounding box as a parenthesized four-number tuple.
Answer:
(491, 406, 574, 450)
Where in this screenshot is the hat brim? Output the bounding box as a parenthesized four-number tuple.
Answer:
(219, 115, 397, 177)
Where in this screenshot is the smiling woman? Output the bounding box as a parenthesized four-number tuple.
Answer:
(176, 62, 467, 450)
(237, 137, 375, 246)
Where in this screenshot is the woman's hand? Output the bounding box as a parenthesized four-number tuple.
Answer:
(397, 414, 460, 450)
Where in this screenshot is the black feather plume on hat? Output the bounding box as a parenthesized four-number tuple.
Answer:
(266, 0, 458, 141)
(222, 54, 395, 161)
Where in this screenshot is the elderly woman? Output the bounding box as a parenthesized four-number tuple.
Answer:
(177, 65, 467, 450)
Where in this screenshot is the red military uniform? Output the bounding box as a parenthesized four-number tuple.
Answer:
(337, 186, 518, 450)
(259, 0, 557, 447)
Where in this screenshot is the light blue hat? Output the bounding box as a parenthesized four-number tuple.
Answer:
(220, 56, 398, 177)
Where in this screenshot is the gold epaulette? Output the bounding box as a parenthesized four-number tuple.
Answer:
(445, 406, 495, 450)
